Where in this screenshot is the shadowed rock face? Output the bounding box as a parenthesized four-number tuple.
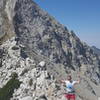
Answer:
(0, 0, 100, 100)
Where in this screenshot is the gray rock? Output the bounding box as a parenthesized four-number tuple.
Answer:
(0, 0, 100, 100)
(20, 96, 33, 100)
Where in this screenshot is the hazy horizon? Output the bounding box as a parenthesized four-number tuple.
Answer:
(34, 0, 100, 49)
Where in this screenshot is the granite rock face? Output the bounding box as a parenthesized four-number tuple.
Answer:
(0, 0, 15, 44)
(92, 46, 100, 57)
(0, 0, 100, 100)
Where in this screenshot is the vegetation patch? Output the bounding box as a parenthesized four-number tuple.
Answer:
(0, 73, 21, 100)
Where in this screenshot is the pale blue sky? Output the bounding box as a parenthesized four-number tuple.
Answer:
(34, 0, 100, 48)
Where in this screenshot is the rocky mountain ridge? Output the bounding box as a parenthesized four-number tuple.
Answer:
(92, 46, 100, 57)
(0, 0, 100, 100)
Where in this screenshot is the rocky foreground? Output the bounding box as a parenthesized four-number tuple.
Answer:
(0, 36, 98, 100)
(0, 37, 61, 100)
(0, 0, 100, 100)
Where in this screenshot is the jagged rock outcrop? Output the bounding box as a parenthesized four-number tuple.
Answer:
(0, 0, 15, 44)
(92, 46, 100, 57)
(0, 0, 100, 100)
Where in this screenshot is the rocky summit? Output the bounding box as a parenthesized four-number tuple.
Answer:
(0, 0, 100, 100)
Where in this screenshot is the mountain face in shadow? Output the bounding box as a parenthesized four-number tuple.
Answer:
(0, 0, 100, 100)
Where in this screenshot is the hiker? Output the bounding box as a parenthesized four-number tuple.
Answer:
(60, 75, 80, 100)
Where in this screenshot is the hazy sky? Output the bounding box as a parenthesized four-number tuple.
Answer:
(34, 0, 100, 48)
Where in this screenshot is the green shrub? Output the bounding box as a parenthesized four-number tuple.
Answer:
(0, 73, 21, 100)
(11, 72, 18, 78)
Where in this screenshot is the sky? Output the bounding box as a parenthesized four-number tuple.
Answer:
(34, 0, 100, 48)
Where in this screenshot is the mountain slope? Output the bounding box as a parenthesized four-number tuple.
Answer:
(13, 0, 100, 84)
(0, 0, 100, 100)
(92, 46, 100, 56)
